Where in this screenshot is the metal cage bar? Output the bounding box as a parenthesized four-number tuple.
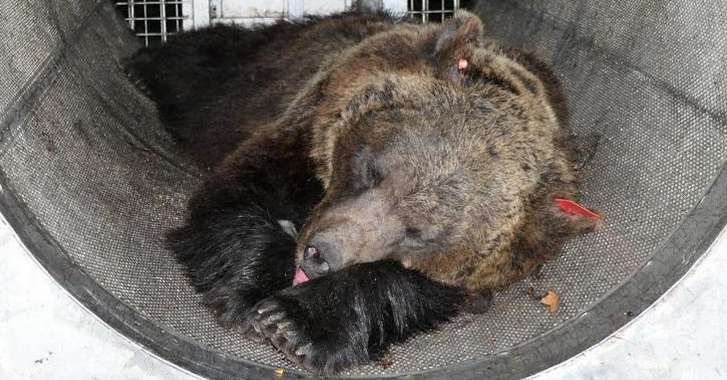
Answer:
(407, 0, 459, 23)
(115, 0, 458, 47)
(114, 0, 191, 46)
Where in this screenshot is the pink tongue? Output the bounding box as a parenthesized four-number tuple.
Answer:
(293, 267, 310, 286)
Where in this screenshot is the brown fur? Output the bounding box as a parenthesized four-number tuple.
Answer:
(251, 11, 599, 291)
(173, 11, 598, 292)
(152, 11, 601, 373)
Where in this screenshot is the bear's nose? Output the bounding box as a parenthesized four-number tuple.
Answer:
(304, 245, 320, 260)
(300, 244, 331, 279)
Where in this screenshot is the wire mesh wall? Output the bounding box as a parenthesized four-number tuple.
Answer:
(408, 0, 460, 23)
(114, 0, 191, 46)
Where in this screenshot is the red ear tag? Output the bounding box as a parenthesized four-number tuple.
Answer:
(554, 198, 601, 221)
(458, 58, 468, 73)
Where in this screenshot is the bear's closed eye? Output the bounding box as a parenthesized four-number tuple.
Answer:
(351, 147, 383, 190)
(401, 227, 426, 248)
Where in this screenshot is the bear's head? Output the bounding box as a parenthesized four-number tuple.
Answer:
(294, 11, 562, 281)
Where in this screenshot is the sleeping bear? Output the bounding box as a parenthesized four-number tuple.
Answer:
(128, 10, 599, 374)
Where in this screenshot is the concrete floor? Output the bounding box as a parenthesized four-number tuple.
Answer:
(530, 225, 727, 380)
(0, 215, 202, 380)
(1, 213, 725, 379)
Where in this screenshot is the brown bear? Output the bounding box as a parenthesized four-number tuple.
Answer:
(128, 10, 599, 375)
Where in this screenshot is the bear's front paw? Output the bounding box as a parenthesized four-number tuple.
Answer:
(167, 206, 298, 326)
(241, 298, 332, 374)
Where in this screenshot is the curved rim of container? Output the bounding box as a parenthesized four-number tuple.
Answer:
(1, 164, 725, 380)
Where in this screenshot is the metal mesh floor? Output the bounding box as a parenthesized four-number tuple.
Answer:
(1, 0, 726, 378)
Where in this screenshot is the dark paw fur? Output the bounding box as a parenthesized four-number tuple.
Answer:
(241, 298, 328, 374)
(167, 206, 297, 326)
(240, 261, 466, 375)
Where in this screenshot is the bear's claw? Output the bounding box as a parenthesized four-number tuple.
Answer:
(241, 298, 323, 373)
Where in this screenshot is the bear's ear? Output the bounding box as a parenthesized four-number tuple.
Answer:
(433, 10, 484, 62)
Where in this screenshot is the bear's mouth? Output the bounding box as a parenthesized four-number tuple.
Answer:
(292, 266, 310, 286)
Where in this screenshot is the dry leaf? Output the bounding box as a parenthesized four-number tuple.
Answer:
(274, 368, 285, 378)
(540, 290, 561, 313)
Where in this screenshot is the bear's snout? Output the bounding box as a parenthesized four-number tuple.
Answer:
(298, 188, 409, 277)
(299, 240, 339, 280)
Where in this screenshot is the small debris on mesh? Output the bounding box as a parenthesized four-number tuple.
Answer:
(274, 368, 285, 378)
(540, 290, 561, 313)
